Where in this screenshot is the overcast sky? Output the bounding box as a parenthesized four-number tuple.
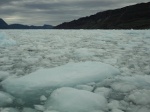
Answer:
(0, 0, 149, 26)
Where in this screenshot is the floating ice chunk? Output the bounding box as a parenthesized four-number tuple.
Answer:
(94, 87, 111, 98)
(0, 32, 16, 47)
(0, 91, 14, 106)
(75, 85, 93, 91)
(86, 82, 96, 86)
(44, 110, 59, 112)
(73, 48, 95, 60)
(34, 105, 45, 111)
(135, 107, 150, 112)
(111, 82, 136, 93)
(128, 89, 150, 105)
(40, 95, 47, 102)
(111, 109, 124, 112)
(108, 100, 120, 110)
(103, 58, 118, 65)
(2, 62, 120, 105)
(22, 108, 38, 112)
(0, 71, 10, 81)
(114, 75, 150, 90)
(45, 87, 107, 112)
(0, 108, 20, 112)
(129, 106, 150, 112)
(22, 57, 40, 66)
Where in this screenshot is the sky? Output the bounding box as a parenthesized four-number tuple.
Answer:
(0, 0, 149, 26)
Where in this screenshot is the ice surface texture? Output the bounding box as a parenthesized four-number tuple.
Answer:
(0, 91, 14, 107)
(45, 87, 107, 112)
(0, 30, 150, 112)
(2, 62, 120, 105)
(0, 32, 16, 47)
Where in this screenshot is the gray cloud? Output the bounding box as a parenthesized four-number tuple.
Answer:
(0, 0, 149, 26)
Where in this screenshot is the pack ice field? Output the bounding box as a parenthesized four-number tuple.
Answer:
(0, 30, 150, 112)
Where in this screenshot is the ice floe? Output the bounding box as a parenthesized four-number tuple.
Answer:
(44, 87, 107, 112)
(0, 91, 14, 107)
(0, 32, 16, 47)
(2, 61, 120, 105)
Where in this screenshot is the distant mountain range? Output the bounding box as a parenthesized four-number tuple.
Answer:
(55, 2, 150, 29)
(0, 18, 53, 29)
(8, 24, 53, 29)
(1, 2, 150, 29)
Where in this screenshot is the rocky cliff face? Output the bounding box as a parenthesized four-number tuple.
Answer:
(0, 19, 8, 29)
(55, 2, 150, 29)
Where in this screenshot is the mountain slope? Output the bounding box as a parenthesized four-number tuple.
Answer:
(55, 2, 150, 29)
(0, 18, 8, 29)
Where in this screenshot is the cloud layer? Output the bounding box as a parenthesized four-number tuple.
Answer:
(0, 0, 149, 25)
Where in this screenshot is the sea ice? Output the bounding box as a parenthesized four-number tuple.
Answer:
(0, 91, 14, 107)
(72, 48, 95, 60)
(112, 75, 150, 91)
(128, 105, 150, 112)
(0, 108, 20, 112)
(0, 71, 10, 81)
(75, 85, 93, 91)
(44, 87, 107, 112)
(108, 100, 120, 110)
(111, 82, 136, 93)
(22, 108, 38, 112)
(94, 87, 112, 98)
(34, 105, 45, 111)
(0, 30, 149, 112)
(40, 95, 47, 102)
(2, 61, 120, 105)
(111, 109, 124, 112)
(0, 32, 16, 47)
(128, 89, 150, 105)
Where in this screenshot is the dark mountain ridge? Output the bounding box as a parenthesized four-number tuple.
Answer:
(0, 18, 8, 29)
(8, 24, 53, 29)
(55, 2, 150, 29)
(0, 19, 53, 29)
